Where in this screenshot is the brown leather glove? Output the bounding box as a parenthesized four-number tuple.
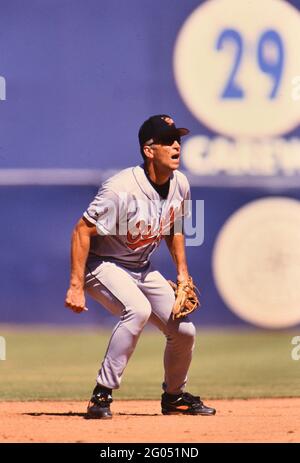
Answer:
(168, 276, 200, 320)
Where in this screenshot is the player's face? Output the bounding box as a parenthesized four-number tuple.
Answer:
(146, 135, 181, 171)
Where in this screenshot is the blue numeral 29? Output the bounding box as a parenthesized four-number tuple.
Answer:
(215, 28, 284, 99)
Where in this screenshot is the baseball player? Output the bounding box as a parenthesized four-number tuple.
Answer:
(65, 115, 216, 419)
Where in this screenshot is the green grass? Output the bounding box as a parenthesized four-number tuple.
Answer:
(0, 326, 299, 401)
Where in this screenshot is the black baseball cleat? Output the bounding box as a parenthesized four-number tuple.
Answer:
(161, 392, 216, 416)
(85, 385, 113, 419)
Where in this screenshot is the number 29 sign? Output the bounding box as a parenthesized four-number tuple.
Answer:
(174, 0, 300, 138)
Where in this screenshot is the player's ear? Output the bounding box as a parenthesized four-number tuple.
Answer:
(143, 145, 154, 160)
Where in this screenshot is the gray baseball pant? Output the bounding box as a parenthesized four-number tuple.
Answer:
(85, 260, 196, 395)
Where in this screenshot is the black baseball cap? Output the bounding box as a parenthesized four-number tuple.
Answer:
(138, 114, 190, 147)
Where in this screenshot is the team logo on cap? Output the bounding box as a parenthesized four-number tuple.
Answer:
(161, 116, 174, 126)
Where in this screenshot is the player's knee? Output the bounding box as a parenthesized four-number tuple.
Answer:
(126, 301, 152, 327)
(177, 322, 196, 346)
(138, 302, 152, 325)
(166, 287, 176, 305)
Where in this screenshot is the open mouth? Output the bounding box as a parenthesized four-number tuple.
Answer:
(171, 154, 180, 160)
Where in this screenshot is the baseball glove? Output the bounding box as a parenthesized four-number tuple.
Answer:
(168, 276, 200, 319)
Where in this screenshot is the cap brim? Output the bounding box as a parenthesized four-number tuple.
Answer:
(142, 126, 190, 146)
(177, 127, 190, 136)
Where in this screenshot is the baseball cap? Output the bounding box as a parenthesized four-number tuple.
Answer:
(138, 114, 190, 147)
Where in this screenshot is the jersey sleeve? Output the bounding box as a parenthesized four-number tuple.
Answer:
(83, 188, 120, 236)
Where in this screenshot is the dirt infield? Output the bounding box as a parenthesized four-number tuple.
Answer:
(0, 399, 300, 443)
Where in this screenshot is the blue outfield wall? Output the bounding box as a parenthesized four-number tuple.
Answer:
(1, 184, 300, 327)
(1, 0, 300, 328)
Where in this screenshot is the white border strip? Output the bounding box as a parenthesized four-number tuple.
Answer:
(0, 168, 299, 188)
(0, 169, 117, 186)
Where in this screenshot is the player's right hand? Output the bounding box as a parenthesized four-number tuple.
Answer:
(65, 287, 89, 314)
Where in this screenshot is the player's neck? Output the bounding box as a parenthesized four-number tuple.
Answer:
(144, 163, 171, 185)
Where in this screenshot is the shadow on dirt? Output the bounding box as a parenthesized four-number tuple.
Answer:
(24, 411, 160, 417)
(24, 412, 86, 417)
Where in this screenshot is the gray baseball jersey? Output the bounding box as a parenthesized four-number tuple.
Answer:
(83, 164, 191, 270)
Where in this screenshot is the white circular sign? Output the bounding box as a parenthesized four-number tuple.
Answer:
(174, 0, 300, 138)
(212, 197, 300, 328)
